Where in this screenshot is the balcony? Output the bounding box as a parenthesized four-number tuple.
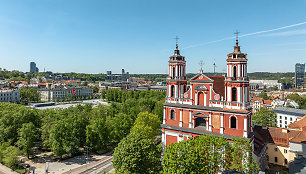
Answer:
(166, 97, 192, 105)
(209, 100, 250, 110)
(225, 77, 249, 81)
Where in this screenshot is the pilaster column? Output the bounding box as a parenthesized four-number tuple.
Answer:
(189, 111, 192, 128)
(204, 93, 207, 106)
(243, 117, 248, 138)
(163, 108, 166, 124)
(220, 114, 224, 134)
(209, 112, 212, 131)
(179, 110, 183, 127)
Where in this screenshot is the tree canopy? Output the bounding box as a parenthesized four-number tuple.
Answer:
(258, 92, 270, 100)
(113, 133, 161, 174)
(286, 93, 306, 110)
(252, 107, 277, 127)
(163, 135, 258, 174)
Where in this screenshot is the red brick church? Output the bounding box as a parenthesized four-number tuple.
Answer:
(161, 39, 253, 148)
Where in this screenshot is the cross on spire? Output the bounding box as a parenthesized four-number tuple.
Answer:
(174, 36, 179, 49)
(234, 30, 240, 41)
(198, 60, 204, 73)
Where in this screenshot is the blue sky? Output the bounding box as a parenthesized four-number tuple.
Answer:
(0, 0, 305, 74)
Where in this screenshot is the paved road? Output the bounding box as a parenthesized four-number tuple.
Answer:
(81, 156, 113, 174)
(62, 151, 113, 174)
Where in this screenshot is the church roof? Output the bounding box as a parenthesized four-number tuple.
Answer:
(208, 75, 225, 99)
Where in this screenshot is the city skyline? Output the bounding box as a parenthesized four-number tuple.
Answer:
(0, 1, 306, 74)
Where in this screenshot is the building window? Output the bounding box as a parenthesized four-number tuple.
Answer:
(172, 67, 175, 77)
(232, 87, 237, 102)
(280, 120, 282, 123)
(195, 117, 206, 127)
(284, 149, 287, 153)
(280, 124, 282, 127)
(280, 116, 282, 119)
(171, 85, 174, 97)
(285, 121, 287, 125)
(285, 159, 288, 165)
(274, 148, 278, 152)
(230, 116, 237, 129)
(290, 117, 292, 121)
(170, 110, 175, 120)
(285, 117, 287, 120)
(275, 157, 278, 163)
(233, 66, 237, 80)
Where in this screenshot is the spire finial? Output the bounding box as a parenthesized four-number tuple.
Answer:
(175, 36, 179, 49)
(234, 30, 240, 46)
(198, 60, 204, 73)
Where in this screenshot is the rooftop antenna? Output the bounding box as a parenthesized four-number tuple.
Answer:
(198, 60, 204, 73)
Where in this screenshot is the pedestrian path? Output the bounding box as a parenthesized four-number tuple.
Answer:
(0, 163, 18, 174)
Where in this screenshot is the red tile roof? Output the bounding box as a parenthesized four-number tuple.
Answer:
(208, 75, 225, 98)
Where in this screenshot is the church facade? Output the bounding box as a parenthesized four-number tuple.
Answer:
(161, 39, 253, 148)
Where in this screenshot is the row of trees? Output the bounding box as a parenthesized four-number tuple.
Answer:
(0, 89, 166, 169)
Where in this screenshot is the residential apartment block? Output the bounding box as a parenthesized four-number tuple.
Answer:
(274, 107, 306, 128)
(0, 88, 20, 103)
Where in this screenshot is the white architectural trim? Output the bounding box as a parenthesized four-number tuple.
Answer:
(243, 117, 248, 138)
(189, 111, 192, 128)
(220, 115, 224, 134)
(179, 110, 183, 127)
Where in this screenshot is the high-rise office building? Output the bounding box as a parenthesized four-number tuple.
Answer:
(295, 63, 305, 88)
(30, 62, 37, 73)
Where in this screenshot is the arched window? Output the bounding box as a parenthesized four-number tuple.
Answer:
(230, 116, 237, 129)
(172, 67, 175, 77)
(170, 110, 175, 120)
(171, 85, 175, 97)
(198, 92, 204, 105)
(232, 87, 237, 101)
(195, 117, 206, 127)
(233, 66, 237, 80)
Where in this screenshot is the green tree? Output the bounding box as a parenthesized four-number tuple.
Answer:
(86, 117, 110, 152)
(130, 112, 161, 139)
(2, 146, 20, 169)
(93, 86, 99, 93)
(252, 107, 277, 127)
(17, 122, 39, 159)
(287, 93, 306, 110)
(110, 113, 133, 143)
(163, 135, 258, 174)
(113, 133, 161, 174)
(20, 87, 41, 104)
(258, 92, 269, 100)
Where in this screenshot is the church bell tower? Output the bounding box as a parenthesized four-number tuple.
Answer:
(225, 33, 250, 110)
(166, 39, 187, 103)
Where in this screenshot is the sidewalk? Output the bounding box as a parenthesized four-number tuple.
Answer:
(0, 163, 18, 174)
